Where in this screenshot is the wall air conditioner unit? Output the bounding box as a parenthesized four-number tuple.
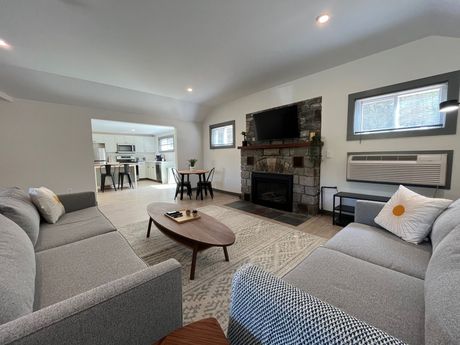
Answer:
(347, 151, 452, 188)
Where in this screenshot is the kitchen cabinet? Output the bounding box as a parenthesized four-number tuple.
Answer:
(138, 163, 147, 179)
(146, 162, 157, 180)
(134, 136, 145, 153)
(144, 137, 156, 153)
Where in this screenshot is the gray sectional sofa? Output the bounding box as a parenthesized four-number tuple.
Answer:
(0, 189, 182, 345)
(228, 199, 460, 345)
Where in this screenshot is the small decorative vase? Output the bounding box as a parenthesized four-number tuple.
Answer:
(190, 166, 195, 171)
(242, 140, 248, 147)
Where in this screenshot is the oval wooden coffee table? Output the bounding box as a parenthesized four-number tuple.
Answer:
(146, 203, 236, 280)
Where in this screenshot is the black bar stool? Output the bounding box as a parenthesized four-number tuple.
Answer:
(100, 164, 117, 192)
(118, 164, 133, 190)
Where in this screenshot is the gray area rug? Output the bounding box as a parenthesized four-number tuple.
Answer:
(118, 205, 325, 329)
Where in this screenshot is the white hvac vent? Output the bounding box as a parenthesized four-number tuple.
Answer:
(347, 153, 448, 187)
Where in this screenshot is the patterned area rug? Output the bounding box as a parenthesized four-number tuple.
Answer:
(118, 205, 325, 330)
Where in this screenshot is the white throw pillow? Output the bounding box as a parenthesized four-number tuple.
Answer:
(374, 185, 452, 244)
(29, 187, 65, 224)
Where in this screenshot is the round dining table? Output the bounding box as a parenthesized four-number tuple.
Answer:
(177, 169, 208, 200)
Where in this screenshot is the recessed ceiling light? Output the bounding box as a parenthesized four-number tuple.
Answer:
(316, 14, 330, 24)
(187, 87, 193, 92)
(131, 129, 136, 132)
(0, 39, 12, 50)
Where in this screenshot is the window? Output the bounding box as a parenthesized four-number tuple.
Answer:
(159, 136, 174, 152)
(210, 120, 235, 149)
(347, 71, 459, 140)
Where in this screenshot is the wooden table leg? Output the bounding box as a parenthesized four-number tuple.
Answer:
(200, 174, 204, 200)
(147, 217, 153, 238)
(223, 246, 229, 261)
(190, 246, 198, 280)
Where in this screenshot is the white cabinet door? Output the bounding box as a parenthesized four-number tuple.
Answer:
(138, 163, 147, 178)
(104, 135, 117, 153)
(144, 137, 156, 153)
(134, 136, 145, 153)
(92, 133, 103, 143)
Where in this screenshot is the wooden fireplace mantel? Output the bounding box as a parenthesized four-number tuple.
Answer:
(237, 142, 320, 150)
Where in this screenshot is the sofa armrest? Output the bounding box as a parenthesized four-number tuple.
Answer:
(354, 200, 386, 227)
(0, 259, 182, 345)
(228, 264, 406, 345)
(58, 192, 97, 212)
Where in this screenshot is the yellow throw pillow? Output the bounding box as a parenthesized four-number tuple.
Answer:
(374, 185, 452, 244)
(29, 187, 65, 224)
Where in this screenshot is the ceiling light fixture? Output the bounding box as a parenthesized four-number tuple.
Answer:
(0, 39, 12, 50)
(187, 87, 193, 92)
(131, 129, 136, 132)
(316, 14, 330, 24)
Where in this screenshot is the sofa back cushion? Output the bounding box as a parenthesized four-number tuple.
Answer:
(430, 198, 460, 252)
(0, 187, 40, 245)
(0, 214, 36, 324)
(425, 224, 460, 344)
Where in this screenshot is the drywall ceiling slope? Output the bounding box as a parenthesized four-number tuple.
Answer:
(1, 0, 460, 109)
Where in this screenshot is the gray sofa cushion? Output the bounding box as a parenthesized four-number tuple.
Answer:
(430, 198, 460, 252)
(34, 231, 146, 309)
(0, 187, 40, 245)
(0, 214, 36, 324)
(425, 225, 460, 344)
(283, 247, 425, 345)
(325, 222, 432, 279)
(34, 206, 116, 252)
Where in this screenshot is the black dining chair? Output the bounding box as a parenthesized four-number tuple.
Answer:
(196, 168, 215, 199)
(100, 164, 117, 192)
(118, 164, 133, 190)
(172, 168, 192, 200)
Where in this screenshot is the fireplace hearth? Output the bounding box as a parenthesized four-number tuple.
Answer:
(252, 172, 293, 212)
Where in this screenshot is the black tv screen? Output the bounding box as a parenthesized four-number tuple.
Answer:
(253, 105, 299, 140)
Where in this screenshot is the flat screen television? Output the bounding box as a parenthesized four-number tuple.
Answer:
(253, 104, 299, 140)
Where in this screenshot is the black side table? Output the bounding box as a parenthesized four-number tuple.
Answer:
(333, 192, 390, 226)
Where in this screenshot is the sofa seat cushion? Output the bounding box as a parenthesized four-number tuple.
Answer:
(0, 214, 36, 324)
(34, 206, 116, 252)
(324, 223, 432, 279)
(425, 225, 460, 344)
(34, 231, 146, 309)
(283, 247, 425, 345)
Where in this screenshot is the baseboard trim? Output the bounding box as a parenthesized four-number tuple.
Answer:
(213, 188, 241, 197)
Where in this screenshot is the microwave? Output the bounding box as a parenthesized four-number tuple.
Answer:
(117, 144, 136, 153)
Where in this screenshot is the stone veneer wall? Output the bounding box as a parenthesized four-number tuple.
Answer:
(241, 97, 322, 215)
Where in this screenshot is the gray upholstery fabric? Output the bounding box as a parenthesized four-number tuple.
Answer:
(354, 200, 386, 227)
(57, 192, 97, 213)
(34, 206, 116, 252)
(228, 264, 406, 345)
(0, 215, 36, 324)
(430, 198, 460, 252)
(34, 231, 146, 309)
(325, 222, 432, 279)
(0, 188, 40, 245)
(283, 247, 425, 345)
(0, 259, 182, 345)
(424, 225, 460, 345)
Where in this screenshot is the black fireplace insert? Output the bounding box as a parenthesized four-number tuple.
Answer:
(251, 172, 293, 212)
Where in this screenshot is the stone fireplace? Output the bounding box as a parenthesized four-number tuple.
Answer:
(240, 97, 322, 215)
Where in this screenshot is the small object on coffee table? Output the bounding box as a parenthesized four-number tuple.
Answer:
(192, 209, 198, 217)
(153, 317, 229, 345)
(164, 209, 201, 223)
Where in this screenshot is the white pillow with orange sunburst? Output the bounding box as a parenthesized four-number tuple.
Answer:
(374, 185, 452, 244)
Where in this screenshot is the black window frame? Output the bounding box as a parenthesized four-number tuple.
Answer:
(209, 120, 236, 149)
(347, 71, 459, 141)
(158, 135, 175, 153)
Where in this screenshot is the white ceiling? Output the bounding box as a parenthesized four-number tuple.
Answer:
(92, 119, 174, 136)
(1, 0, 460, 121)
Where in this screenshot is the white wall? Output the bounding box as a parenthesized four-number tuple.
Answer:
(0, 98, 202, 193)
(203, 36, 460, 209)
